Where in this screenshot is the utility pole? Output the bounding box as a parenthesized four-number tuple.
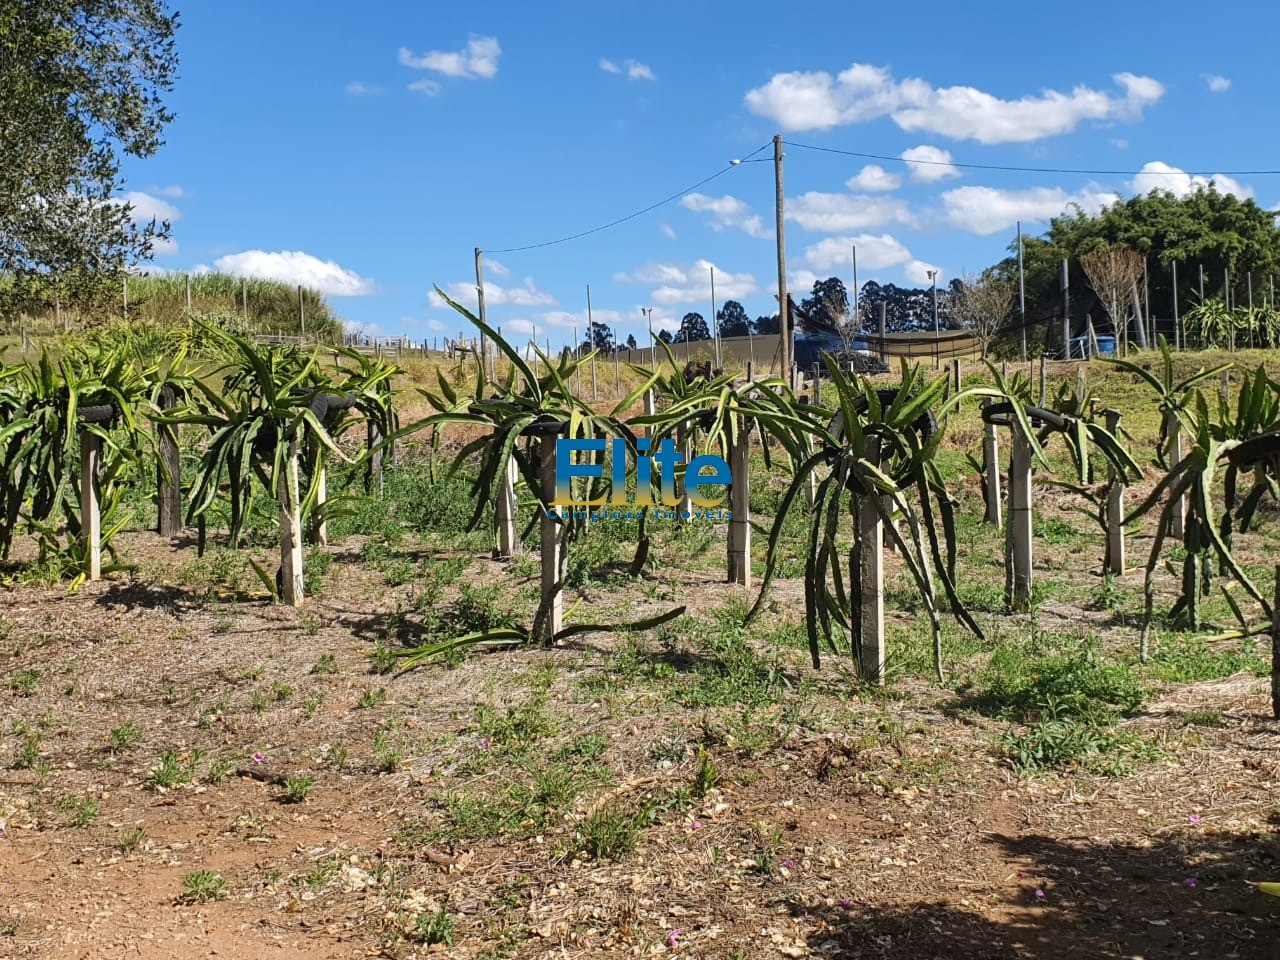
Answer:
(851, 244, 859, 333)
(928, 269, 939, 368)
(474, 248, 489, 381)
(710, 265, 721, 369)
(773, 134, 789, 376)
(1017, 221, 1027, 361)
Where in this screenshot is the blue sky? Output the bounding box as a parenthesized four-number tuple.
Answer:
(123, 0, 1278, 347)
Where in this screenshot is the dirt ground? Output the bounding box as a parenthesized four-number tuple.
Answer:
(2, 513, 1280, 960)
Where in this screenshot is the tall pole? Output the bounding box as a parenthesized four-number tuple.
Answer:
(474, 248, 490, 381)
(587, 284, 597, 400)
(773, 134, 790, 376)
(1060, 259, 1070, 360)
(1172, 260, 1180, 349)
(1017, 221, 1028, 361)
(851, 244, 859, 329)
(710, 265, 721, 369)
(184, 273, 192, 311)
(929, 269, 939, 368)
(298, 284, 305, 338)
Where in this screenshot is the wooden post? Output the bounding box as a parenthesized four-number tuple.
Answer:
(367, 419, 384, 495)
(643, 389, 656, 438)
(877, 302, 887, 363)
(746, 360, 755, 382)
(156, 385, 182, 537)
(1105, 409, 1125, 576)
(1272, 566, 1280, 719)
(677, 425, 692, 518)
(981, 399, 1002, 527)
(495, 453, 517, 558)
(279, 438, 304, 606)
(1167, 409, 1185, 539)
(308, 434, 328, 547)
(1038, 353, 1047, 406)
(1007, 420, 1033, 611)
(537, 438, 563, 642)
(80, 430, 102, 581)
(857, 438, 886, 684)
(727, 421, 751, 587)
(298, 284, 305, 337)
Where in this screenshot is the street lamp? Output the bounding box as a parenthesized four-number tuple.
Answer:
(927, 269, 940, 367)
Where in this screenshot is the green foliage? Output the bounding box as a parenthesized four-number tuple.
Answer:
(280, 774, 315, 803)
(0, 0, 179, 321)
(179, 870, 226, 903)
(0, 343, 156, 570)
(567, 799, 651, 860)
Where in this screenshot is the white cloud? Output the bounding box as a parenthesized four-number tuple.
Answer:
(148, 185, 188, 199)
(744, 64, 1164, 143)
(802, 233, 913, 271)
(399, 36, 501, 80)
(600, 57, 657, 81)
(213, 250, 375, 296)
(1204, 74, 1231, 93)
(408, 78, 443, 96)
(614, 259, 758, 306)
(1131, 160, 1253, 200)
(785, 191, 914, 232)
(426, 319, 447, 332)
(659, 222, 677, 239)
(901, 145, 960, 182)
(151, 236, 179, 257)
(940, 184, 1120, 235)
(434, 277, 557, 309)
(790, 269, 822, 293)
(120, 191, 181, 223)
(625, 59, 656, 81)
(538, 308, 629, 331)
(345, 81, 383, 95)
(680, 193, 767, 238)
(845, 164, 901, 192)
(486, 257, 511, 276)
(905, 260, 943, 286)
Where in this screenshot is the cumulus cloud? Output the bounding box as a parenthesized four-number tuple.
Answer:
(345, 81, 383, 95)
(147, 185, 188, 199)
(940, 184, 1120, 235)
(901, 145, 960, 182)
(905, 260, 943, 285)
(1204, 74, 1231, 93)
(1131, 160, 1253, 200)
(614, 259, 758, 305)
(212, 250, 375, 296)
(802, 233, 913, 272)
(744, 64, 1164, 143)
(434, 276, 557, 308)
(120, 191, 181, 223)
(680, 193, 767, 238)
(399, 36, 501, 79)
(785, 192, 914, 232)
(845, 164, 901, 192)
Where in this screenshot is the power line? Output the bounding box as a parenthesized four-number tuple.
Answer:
(489, 141, 773, 254)
(782, 140, 1280, 177)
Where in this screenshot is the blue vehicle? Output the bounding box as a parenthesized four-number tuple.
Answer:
(793, 330, 879, 372)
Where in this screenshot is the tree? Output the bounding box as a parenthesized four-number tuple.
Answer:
(1080, 246, 1146, 349)
(951, 273, 1016, 357)
(753, 313, 780, 335)
(625, 333, 637, 351)
(717, 300, 750, 338)
(1, 1, 181, 319)
(658, 329, 674, 344)
(675, 312, 710, 343)
(799, 277, 851, 333)
(586, 320, 614, 351)
(990, 188, 1280, 335)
